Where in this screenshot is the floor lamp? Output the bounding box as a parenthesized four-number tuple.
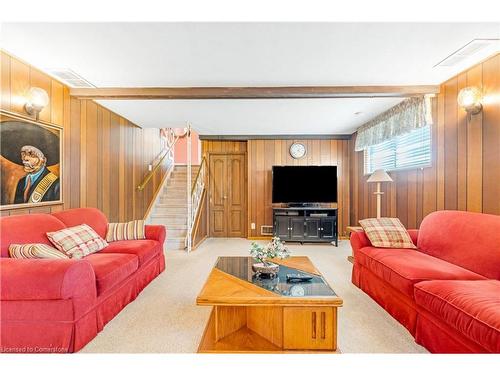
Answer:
(367, 169, 393, 219)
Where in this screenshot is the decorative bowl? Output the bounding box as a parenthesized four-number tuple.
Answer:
(252, 262, 280, 278)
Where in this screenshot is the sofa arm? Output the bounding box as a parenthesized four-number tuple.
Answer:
(0, 258, 96, 301)
(145, 224, 166, 245)
(349, 230, 372, 259)
(407, 229, 419, 246)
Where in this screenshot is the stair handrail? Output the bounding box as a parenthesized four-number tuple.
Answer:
(191, 156, 207, 196)
(137, 128, 182, 191)
(186, 156, 207, 249)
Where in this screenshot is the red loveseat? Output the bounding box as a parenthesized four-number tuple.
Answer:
(0, 208, 166, 353)
(351, 210, 500, 353)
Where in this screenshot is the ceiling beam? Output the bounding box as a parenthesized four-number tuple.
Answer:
(199, 134, 352, 140)
(70, 85, 440, 100)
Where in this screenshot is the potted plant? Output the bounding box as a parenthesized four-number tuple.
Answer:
(250, 237, 291, 278)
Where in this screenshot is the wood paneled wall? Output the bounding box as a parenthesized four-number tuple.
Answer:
(0, 51, 167, 221)
(247, 139, 350, 238)
(350, 53, 500, 228)
(201, 139, 350, 238)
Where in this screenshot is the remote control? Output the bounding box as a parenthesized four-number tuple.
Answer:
(286, 273, 313, 283)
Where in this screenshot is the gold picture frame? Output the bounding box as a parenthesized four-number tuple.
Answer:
(0, 110, 63, 210)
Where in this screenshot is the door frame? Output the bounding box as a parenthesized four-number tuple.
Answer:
(207, 152, 248, 238)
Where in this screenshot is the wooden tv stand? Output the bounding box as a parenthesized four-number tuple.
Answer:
(273, 207, 338, 246)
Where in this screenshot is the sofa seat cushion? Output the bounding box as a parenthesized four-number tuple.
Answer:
(415, 280, 500, 353)
(357, 247, 485, 298)
(99, 240, 161, 266)
(85, 253, 138, 295)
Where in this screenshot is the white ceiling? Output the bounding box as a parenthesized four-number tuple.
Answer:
(1, 23, 499, 133)
(95, 98, 404, 134)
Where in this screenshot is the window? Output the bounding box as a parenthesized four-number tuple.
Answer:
(364, 125, 431, 174)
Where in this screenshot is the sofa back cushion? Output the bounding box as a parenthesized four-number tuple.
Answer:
(47, 224, 108, 259)
(417, 210, 500, 279)
(52, 208, 108, 239)
(359, 218, 416, 249)
(0, 214, 66, 258)
(9, 243, 69, 259)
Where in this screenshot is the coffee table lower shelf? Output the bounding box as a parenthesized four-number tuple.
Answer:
(197, 306, 340, 354)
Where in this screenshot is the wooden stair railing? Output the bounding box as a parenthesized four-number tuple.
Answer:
(137, 128, 180, 191)
(186, 156, 208, 252)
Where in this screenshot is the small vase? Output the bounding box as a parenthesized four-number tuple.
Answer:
(252, 261, 280, 278)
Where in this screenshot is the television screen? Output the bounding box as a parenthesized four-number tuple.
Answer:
(272, 166, 338, 203)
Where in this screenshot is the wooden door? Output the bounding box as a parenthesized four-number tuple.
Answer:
(209, 155, 227, 237)
(209, 153, 247, 237)
(227, 154, 246, 237)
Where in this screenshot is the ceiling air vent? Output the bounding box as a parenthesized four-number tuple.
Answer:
(45, 68, 95, 88)
(434, 38, 500, 67)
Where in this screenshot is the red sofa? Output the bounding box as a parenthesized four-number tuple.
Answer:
(0, 208, 166, 353)
(351, 210, 500, 353)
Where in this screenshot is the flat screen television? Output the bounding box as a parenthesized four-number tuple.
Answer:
(272, 166, 338, 204)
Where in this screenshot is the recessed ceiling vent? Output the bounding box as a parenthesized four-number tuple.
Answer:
(434, 39, 500, 67)
(45, 68, 95, 88)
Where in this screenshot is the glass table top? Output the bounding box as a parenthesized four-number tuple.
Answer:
(215, 256, 337, 298)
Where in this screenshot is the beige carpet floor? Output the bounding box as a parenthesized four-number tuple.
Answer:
(81, 238, 427, 353)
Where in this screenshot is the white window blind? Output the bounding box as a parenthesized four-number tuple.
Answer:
(364, 125, 431, 174)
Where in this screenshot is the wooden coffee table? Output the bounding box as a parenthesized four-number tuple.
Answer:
(196, 256, 343, 353)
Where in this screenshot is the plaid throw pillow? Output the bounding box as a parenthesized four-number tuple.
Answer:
(9, 243, 69, 259)
(47, 224, 108, 259)
(359, 218, 416, 249)
(106, 220, 146, 242)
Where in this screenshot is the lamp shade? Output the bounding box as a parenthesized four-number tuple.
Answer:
(367, 169, 393, 183)
(457, 86, 483, 115)
(27, 87, 49, 110)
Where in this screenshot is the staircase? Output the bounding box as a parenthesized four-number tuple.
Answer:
(150, 165, 200, 250)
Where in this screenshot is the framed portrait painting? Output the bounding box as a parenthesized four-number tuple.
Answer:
(0, 111, 63, 210)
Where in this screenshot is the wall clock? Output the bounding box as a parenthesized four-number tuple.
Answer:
(289, 142, 306, 159)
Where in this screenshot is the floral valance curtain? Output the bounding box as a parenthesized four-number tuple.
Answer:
(354, 96, 433, 152)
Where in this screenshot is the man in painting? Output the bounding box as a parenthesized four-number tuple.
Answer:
(1, 117, 61, 206)
(13, 145, 60, 204)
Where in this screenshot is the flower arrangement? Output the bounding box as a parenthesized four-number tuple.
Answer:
(250, 236, 291, 265)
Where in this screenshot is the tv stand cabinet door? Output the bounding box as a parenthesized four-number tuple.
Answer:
(275, 216, 291, 240)
(304, 218, 321, 240)
(320, 218, 337, 240)
(290, 218, 305, 240)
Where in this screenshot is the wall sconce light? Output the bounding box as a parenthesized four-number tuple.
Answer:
(24, 87, 49, 119)
(173, 127, 189, 137)
(457, 86, 483, 117)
